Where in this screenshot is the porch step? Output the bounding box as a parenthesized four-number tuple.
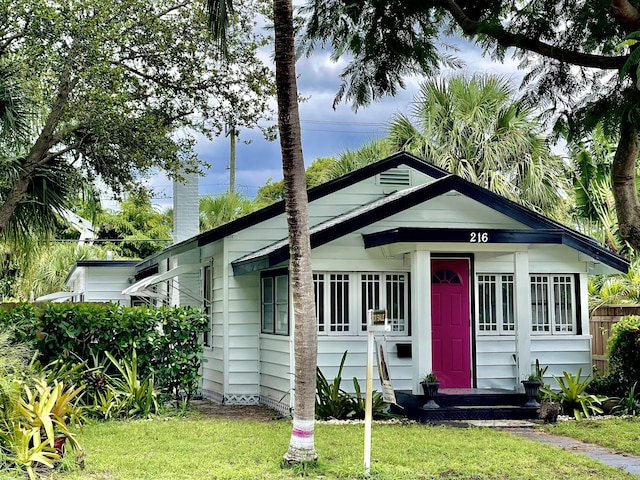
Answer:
(393, 389, 540, 422)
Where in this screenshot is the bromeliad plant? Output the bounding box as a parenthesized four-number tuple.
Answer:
(316, 351, 353, 420)
(540, 368, 605, 420)
(613, 382, 640, 416)
(0, 378, 86, 480)
(104, 349, 159, 418)
(316, 351, 390, 420)
(350, 377, 389, 420)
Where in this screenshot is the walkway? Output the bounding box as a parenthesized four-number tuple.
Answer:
(482, 423, 640, 477)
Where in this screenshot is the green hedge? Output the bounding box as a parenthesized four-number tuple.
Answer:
(608, 315, 640, 392)
(0, 302, 208, 400)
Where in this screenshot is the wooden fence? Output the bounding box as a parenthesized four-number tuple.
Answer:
(590, 305, 640, 374)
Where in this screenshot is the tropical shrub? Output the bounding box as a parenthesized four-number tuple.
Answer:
(316, 351, 390, 420)
(588, 372, 625, 398)
(608, 315, 640, 392)
(151, 307, 210, 402)
(316, 351, 353, 420)
(0, 303, 208, 403)
(0, 376, 85, 479)
(0, 303, 38, 349)
(540, 369, 605, 420)
(613, 383, 640, 416)
(0, 331, 33, 427)
(104, 350, 158, 418)
(350, 377, 389, 420)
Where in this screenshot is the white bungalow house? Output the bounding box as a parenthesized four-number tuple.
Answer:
(63, 260, 139, 304)
(118, 152, 627, 414)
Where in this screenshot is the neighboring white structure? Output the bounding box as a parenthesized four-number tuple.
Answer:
(64, 260, 139, 304)
(119, 152, 626, 414)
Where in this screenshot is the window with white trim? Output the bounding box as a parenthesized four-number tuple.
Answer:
(477, 274, 576, 334)
(478, 274, 515, 333)
(261, 272, 289, 335)
(314, 272, 409, 335)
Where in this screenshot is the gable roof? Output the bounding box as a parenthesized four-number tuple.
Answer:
(231, 173, 629, 275)
(196, 151, 448, 247)
(136, 151, 628, 276)
(135, 151, 448, 271)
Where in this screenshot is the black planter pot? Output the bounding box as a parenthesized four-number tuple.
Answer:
(421, 381, 441, 409)
(521, 380, 541, 407)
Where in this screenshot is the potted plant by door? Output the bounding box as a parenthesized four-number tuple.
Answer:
(420, 372, 440, 409)
(521, 374, 542, 407)
(521, 360, 547, 407)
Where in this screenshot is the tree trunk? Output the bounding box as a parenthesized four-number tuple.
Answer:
(274, 0, 318, 465)
(0, 60, 77, 235)
(612, 114, 640, 251)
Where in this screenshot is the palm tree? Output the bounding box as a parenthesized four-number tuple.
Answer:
(0, 64, 30, 149)
(1, 65, 77, 260)
(388, 73, 569, 216)
(14, 242, 111, 300)
(207, 0, 318, 463)
(323, 138, 393, 181)
(569, 124, 632, 256)
(199, 192, 264, 231)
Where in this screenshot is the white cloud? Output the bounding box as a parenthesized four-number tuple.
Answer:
(151, 37, 533, 204)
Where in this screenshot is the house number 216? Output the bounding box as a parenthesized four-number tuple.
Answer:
(470, 232, 489, 243)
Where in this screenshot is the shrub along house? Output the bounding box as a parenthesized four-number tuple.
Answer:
(121, 152, 628, 415)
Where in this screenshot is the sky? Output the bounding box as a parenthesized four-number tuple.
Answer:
(144, 40, 523, 211)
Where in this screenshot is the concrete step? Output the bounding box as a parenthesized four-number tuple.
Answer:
(393, 403, 539, 422)
(393, 388, 540, 422)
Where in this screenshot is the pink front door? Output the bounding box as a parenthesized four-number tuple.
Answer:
(431, 259, 471, 388)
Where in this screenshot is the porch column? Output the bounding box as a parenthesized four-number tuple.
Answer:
(411, 250, 431, 394)
(514, 250, 531, 388)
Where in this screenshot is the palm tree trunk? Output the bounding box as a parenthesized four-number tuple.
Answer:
(273, 0, 318, 465)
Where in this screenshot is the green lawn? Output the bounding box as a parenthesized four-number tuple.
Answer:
(541, 416, 640, 456)
(45, 417, 636, 480)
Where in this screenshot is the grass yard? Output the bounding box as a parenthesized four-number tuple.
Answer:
(541, 416, 640, 457)
(45, 417, 636, 480)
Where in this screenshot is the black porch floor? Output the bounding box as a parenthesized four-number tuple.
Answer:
(392, 388, 540, 422)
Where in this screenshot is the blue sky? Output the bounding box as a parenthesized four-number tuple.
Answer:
(145, 40, 522, 211)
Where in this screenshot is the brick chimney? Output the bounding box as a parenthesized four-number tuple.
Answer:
(172, 171, 199, 243)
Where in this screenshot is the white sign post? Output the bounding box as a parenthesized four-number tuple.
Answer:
(364, 309, 390, 475)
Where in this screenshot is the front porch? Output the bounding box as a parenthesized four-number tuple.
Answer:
(392, 388, 539, 422)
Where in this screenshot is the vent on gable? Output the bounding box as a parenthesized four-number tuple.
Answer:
(377, 168, 412, 186)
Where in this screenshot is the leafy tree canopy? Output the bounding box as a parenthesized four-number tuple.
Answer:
(301, 0, 640, 253)
(255, 156, 337, 202)
(0, 0, 274, 239)
(93, 189, 172, 259)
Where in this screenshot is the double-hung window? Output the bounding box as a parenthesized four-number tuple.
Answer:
(531, 275, 575, 334)
(477, 274, 515, 333)
(477, 274, 576, 335)
(261, 271, 289, 335)
(314, 272, 409, 335)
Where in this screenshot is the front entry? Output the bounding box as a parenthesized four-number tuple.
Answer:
(431, 259, 471, 388)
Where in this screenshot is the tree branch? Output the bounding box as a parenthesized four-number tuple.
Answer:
(436, 0, 627, 70)
(610, 0, 640, 32)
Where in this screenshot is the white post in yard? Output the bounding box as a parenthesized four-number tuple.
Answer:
(364, 326, 374, 474)
(364, 309, 389, 475)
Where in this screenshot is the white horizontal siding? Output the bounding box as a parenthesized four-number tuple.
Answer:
(476, 247, 587, 274)
(204, 240, 225, 398)
(317, 337, 413, 393)
(476, 336, 518, 389)
(85, 267, 136, 304)
(260, 335, 291, 404)
(475, 335, 593, 389)
(531, 336, 592, 379)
